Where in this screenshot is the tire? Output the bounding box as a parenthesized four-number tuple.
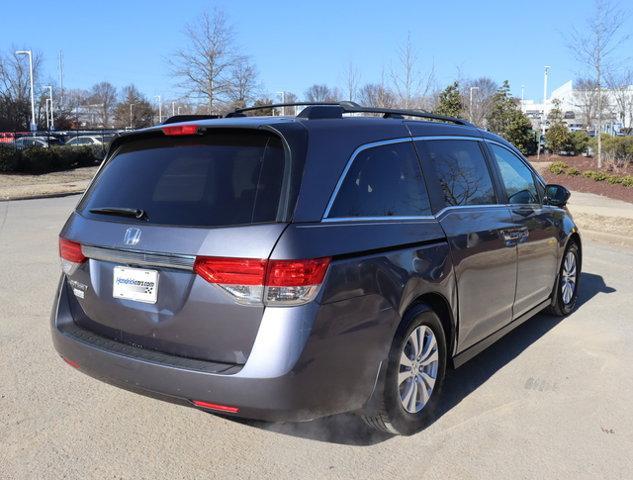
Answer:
(362, 305, 447, 435)
(548, 241, 581, 316)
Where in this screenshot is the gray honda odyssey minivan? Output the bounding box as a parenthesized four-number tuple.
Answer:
(52, 102, 581, 435)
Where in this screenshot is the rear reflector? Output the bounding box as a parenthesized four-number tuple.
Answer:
(161, 124, 198, 136)
(192, 400, 240, 413)
(62, 357, 80, 369)
(193, 256, 331, 306)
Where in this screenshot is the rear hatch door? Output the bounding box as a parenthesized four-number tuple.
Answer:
(61, 127, 292, 365)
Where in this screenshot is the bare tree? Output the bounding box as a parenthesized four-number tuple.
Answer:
(567, 0, 630, 168)
(343, 61, 361, 102)
(227, 57, 260, 109)
(459, 77, 498, 127)
(357, 83, 397, 108)
(390, 33, 435, 109)
(170, 9, 240, 113)
(89, 82, 117, 127)
(114, 84, 155, 128)
(605, 69, 633, 129)
(573, 78, 604, 129)
(304, 84, 339, 102)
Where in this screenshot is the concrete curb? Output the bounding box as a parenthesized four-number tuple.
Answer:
(0, 189, 85, 202)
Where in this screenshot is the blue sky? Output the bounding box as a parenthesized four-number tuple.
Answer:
(2, 0, 631, 102)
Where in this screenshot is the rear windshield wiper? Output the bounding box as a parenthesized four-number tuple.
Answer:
(89, 207, 147, 220)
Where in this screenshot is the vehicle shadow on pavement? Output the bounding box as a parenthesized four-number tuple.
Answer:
(229, 272, 614, 446)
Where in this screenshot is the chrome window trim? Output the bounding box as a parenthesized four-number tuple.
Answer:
(82, 245, 195, 271)
(411, 135, 484, 142)
(322, 215, 436, 223)
(434, 203, 510, 218)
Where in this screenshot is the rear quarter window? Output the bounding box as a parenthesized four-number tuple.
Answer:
(79, 130, 285, 227)
(326, 142, 432, 218)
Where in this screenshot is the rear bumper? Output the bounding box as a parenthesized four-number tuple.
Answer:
(51, 276, 394, 422)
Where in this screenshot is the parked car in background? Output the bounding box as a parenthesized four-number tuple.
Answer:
(52, 102, 581, 435)
(13, 136, 50, 149)
(65, 136, 104, 147)
(66, 135, 107, 158)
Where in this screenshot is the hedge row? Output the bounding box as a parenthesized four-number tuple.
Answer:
(0, 145, 99, 174)
(549, 161, 633, 187)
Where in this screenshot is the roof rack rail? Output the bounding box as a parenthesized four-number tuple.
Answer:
(163, 114, 221, 124)
(225, 101, 474, 126)
(226, 102, 340, 118)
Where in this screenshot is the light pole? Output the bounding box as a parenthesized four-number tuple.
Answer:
(155, 95, 162, 123)
(276, 91, 286, 116)
(43, 85, 54, 130)
(469, 87, 479, 123)
(537, 66, 551, 160)
(129, 103, 135, 129)
(15, 50, 36, 131)
(45, 99, 50, 130)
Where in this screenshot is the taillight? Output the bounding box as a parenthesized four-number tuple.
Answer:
(59, 237, 86, 275)
(265, 258, 331, 306)
(161, 124, 198, 136)
(193, 256, 331, 306)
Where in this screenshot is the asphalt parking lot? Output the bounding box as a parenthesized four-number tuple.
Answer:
(1, 195, 632, 479)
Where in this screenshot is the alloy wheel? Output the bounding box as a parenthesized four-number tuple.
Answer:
(561, 251, 577, 305)
(398, 325, 439, 414)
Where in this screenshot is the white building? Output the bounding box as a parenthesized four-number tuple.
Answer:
(521, 80, 633, 134)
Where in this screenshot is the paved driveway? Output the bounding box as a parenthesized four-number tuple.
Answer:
(1, 196, 632, 479)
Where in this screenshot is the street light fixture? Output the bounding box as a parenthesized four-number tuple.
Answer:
(469, 86, 479, 123)
(15, 50, 36, 131)
(43, 85, 54, 130)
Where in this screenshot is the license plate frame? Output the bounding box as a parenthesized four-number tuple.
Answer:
(112, 266, 159, 304)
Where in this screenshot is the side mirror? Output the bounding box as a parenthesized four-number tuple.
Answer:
(544, 184, 571, 207)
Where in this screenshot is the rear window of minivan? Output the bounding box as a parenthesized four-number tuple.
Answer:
(79, 130, 285, 228)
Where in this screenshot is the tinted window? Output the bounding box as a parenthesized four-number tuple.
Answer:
(328, 142, 431, 218)
(79, 131, 284, 227)
(423, 140, 496, 206)
(490, 144, 539, 204)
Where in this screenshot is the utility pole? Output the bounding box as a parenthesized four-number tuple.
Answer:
(44, 85, 54, 130)
(15, 50, 36, 132)
(129, 103, 135, 129)
(469, 87, 479, 123)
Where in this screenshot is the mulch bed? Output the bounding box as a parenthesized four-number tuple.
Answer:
(530, 155, 633, 204)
